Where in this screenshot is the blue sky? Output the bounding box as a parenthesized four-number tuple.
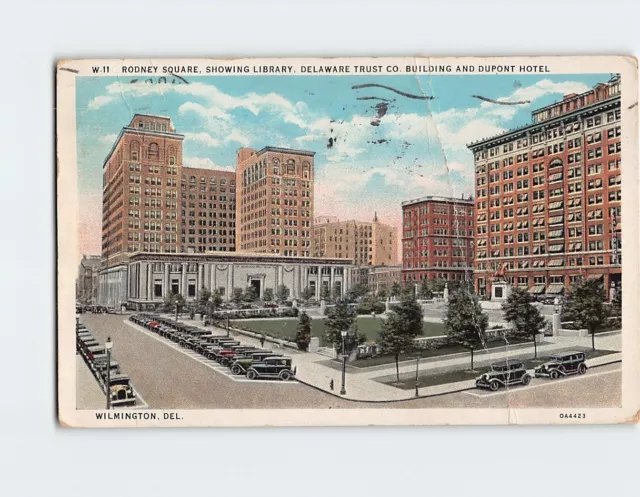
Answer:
(76, 73, 609, 254)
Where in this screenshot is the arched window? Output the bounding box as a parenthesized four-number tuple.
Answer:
(190, 176, 196, 184)
(200, 177, 206, 184)
(167, 146, 176, 165)
(130, 141, 140, 161)
(148, 142, 159, 158)
(287, 159, 296, 175)
(221, 179, 227, 185)
(210, 177, 217, 184)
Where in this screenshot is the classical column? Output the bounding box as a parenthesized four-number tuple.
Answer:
(140, 263, 148, 300)
(226, 264, 233, 300)
(164, 263, 170, 297)
(211, 264, 216, 292)
(197, 264, 204, 292)
(330, 266, 335, 297)
(316, 265, 322, 299)
(181, 263, 187, 298)
(148, 264, 154, 300)
(204, 264, 210, 291)
(277, 265, 284, 289)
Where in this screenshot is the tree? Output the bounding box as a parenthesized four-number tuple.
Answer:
(301, 286, 313, 301)
(231, 287, 244, 306)
(198, 287, 211, 308)
(332, 282, 342, 301)
(418, 278, 433, 300)
(501, 287, 547, 358)
(276, 284, 290, 303)
(377, 285, 388, 301)
(377, 293, 424, 383)
(390, 281, 402, 299)
(244, 286, 258, 302)
(325, 301, 365, 354)
(401, 281, 415, 297)
(320, 284, 330, 301)
(263, 287, 275, 302)
(564, 278, 607, 351)
(429, 278, 447, 293)
(208, 289, 223, 318)
(164, 292, 185, 314)
(295, 312, 313, 351)
(443, 284, 488, 370)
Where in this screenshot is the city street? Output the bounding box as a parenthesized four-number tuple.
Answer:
(78, 313, 621, 410)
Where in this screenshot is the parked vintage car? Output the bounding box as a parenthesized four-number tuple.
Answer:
(108, 374, 137, 406)
(230, 352, 283, 375)
(475, 360, 531, 391)
(534, 351, 587, 379)
(194, 337, 237, 354)
(217, 347, 259, 365)
(246, 356, 295, 381)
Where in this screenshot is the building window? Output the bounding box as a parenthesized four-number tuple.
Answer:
(154, 283, 162, 297)
(148, 142, 159, 158)
(188, 283, 196, 297)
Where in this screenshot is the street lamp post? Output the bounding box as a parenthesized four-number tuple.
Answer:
(105, 336, 113, 410)
(226, 311, 230, 338)
(340, 330, 347, 395)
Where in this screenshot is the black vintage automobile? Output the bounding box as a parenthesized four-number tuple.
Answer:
(534, 351, 587, 379)
(475, 360, 532, 391)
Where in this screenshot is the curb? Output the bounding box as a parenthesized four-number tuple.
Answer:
(294, 377, 474, 404)
(295, 359, 623, 404)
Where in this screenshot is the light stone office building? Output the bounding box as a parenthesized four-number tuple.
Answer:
(124, 252, 355, 308)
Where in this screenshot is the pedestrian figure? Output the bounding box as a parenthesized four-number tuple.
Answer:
(260, 334, 266, 348)
(329, 378, 334, 391)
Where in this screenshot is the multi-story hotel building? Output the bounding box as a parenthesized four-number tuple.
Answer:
(236, 147, 315, 257)
(313, 214, 398, 266)
(401, 195, 475, 283)
(467, 76, 622, 298)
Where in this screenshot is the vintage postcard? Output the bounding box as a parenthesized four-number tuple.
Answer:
(57, 56, 639, 427)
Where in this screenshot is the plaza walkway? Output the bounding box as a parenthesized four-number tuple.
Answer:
(172, 314, 622, 402)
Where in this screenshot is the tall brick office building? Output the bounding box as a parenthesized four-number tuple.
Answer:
(468, 76, 622, 298)
(401, 195, 475, 283)
(236, 147, 315, 257)
(99, 114, 236, 305)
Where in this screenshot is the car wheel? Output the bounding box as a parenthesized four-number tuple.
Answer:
(521, 374, 531, 386)
(231, 366, 241, 375)
(550, 369, 560, 380)
(246, 370, 257, 380)
(280, 371, 292, 381)
(578, 363, 587, 375)
(490, 380, 500, 391)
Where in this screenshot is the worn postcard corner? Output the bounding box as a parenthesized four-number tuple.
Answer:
(56, 56, 638, 428)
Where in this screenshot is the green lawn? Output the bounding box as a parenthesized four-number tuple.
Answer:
(231, 317, 446, 347)
(378, 348, 618, 390)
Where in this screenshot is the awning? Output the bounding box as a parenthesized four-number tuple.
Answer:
(587, 273, 604, 279)
(528, 285, 546, 294)
(548, 259, 565, 268)
(546, 283, 565, 294)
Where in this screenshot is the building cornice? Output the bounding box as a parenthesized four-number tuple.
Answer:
(467, 96, 620, 152)
(102, 128, 185, 169)
(127, 252, 354, 266)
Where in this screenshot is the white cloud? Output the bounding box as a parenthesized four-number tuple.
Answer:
(183, 157, 234, 172)
(183, 131, 221, 147)
(100, 133, 118, 144)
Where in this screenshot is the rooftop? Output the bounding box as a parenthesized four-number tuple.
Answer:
(401, 194, 474, 207)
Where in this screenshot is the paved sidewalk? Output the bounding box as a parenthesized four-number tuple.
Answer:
(76, 355, 106, 409)
(172, 315, 621, 402)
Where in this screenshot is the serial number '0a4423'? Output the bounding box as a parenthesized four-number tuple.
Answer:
(559, 413, 587, 419)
